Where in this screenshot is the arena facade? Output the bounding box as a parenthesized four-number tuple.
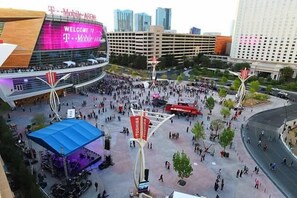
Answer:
(0, 8, 109, 107)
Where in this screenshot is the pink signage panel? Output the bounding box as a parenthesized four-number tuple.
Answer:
(37, 21, 103, 50)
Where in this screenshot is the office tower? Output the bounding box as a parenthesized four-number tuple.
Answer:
(230, 0, 297, 79)
(135, 13, 151, 31)
(190, 27, 201, 35)
(155, 7, 171, 30)
(114, 9, 133, 32)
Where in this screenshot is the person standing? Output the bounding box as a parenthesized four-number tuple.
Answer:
(221, 179, 224, 190)
(214, 181, 219, 191)
(94, 182, 98, 192)
(236, 169, 240, 178)
(186, 126, 189, 133)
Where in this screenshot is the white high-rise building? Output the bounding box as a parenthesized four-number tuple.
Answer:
(230, 0, 297, 80)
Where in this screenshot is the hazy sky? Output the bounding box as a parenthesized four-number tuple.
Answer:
(2, 0, 238, 35)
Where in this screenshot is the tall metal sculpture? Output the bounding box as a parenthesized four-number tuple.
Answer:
(147, 56, 159, 87)
(130, 109, 174, 193)
(36, 71, 71, 121)
(229, 68, 254, 107)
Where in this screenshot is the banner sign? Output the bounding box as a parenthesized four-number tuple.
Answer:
(240, 68, 250, 80)
(130, 115, 150, 141)
(46, 71, 57, 85)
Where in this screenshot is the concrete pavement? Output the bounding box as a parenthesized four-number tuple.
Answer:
(2, 80, 287, 198)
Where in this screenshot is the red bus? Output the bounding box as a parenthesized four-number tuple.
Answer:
(165, 104, 201, 115)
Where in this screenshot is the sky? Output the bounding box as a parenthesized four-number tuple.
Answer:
(2, 0, 238, 35)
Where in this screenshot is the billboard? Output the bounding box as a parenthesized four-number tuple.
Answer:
(36, 21, 103, 50)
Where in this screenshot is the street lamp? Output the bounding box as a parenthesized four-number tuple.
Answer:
(130, 109, 174, 190)
(229, 68, 254, 108)
(147, 56, 160, 88)
(283, 101, 288, 133)
(36, 71, 71, 121)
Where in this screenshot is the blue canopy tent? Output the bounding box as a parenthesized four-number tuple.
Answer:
(28, 119, 103, 156)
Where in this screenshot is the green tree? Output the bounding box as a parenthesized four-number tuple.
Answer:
(31, 114, 46, 130)
(232, 63, 250, 72)
(220, 107, 231, 119)
(160, 74, 167, 79)
(266, 85, 273, 94)
(109, 64, 119, 73)
(231, 78, 241, 90)
(219, 128, 235, 151)
(189, 75, 196, 82)
(206, 96, 215, 114)
(223, 99, 235, 110)
(280, 66, 294, 82)
(218, 88, 227, 99)
(171, 73, 178, 80)
(0, 117, 43, 197)
(191, 122, 205, 141)
(249, 80, 260, 93)
(172, 151, 193, 182)
(131, 70, 139, 78)
(210, 119, 224, 135)
(177, 74, 184, 83)
(220, 76, 228, 84)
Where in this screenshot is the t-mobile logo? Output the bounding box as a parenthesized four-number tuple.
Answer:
(63, 33, 70, 42)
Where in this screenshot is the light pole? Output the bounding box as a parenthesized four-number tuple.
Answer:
(283, 101, 288, 133)
(147, 56, 160, 88)
(36, 71, 71, 121)
(229, 68, 254, 108)
(130, 109, 174, 190)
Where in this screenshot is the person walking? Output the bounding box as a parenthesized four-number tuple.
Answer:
(186, 126, 189, 133)
(239, 170, 243, 177)
(159, 174, 163, 182)
(94, 182, 98, 192)
(236, 169, 240, 178)
(221, 179, 224, 191)
(247, 137, 251, 144)
(282, 157, 287, 165)
(255, 179, 260, 189)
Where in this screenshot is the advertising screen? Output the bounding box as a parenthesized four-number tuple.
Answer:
(36, 21, 103, 50)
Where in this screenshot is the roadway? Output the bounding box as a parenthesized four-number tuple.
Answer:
(243, 103, 297, 198)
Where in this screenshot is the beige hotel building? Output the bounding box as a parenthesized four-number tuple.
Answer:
(107, 26, 216, 65)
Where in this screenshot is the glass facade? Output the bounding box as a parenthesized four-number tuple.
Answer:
(29, 19, 108, 70)
(10, 68, 103, 96)
(114, 9, 133, 32)
(156, 8, 171, 30)
(135, 13, 151, 32)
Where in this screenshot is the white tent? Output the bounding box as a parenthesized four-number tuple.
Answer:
(87, 59, 98, 64)
(96, 57, 107, 62)
(63, 61, 76, 67)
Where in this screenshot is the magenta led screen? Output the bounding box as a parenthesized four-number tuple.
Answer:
(36, 21, 103, 50)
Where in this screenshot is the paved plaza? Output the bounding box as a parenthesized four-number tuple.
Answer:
(3, 79, 287, 198)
